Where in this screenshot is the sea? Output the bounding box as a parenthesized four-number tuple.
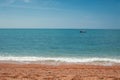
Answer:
(0, 29, 120, 64)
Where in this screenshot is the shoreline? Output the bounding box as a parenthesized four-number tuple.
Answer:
(0, 56, 120, 64)
(0, 60, 120, 66)
(0, 63, 120, 80)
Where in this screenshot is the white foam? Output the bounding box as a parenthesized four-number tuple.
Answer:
(0, 56, 120, 64)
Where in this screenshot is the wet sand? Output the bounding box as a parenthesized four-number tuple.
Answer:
(0, 63, 120, 80)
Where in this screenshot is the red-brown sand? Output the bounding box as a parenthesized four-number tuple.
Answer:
(0, 63, 120, 80)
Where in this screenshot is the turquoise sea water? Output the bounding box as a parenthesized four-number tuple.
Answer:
(0, 29, 120, 63)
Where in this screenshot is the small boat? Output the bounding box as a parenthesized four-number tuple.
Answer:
(80, 30, 86, 33)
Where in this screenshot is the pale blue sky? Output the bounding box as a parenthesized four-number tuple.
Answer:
(0, 0, 120, 29)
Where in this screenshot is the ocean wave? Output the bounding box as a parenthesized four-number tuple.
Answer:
(0, 56, 120, 63)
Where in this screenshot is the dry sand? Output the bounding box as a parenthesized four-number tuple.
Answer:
(0, 63, 120, 80)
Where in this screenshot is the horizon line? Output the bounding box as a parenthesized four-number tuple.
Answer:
(0, 28, 120, 30)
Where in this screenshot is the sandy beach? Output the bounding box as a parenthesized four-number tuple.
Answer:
(0, 63, 120, 80)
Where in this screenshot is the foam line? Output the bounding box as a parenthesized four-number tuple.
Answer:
(0, 56, 120, 63)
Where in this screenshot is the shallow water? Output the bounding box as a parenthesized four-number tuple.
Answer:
(0, 29, 120, 63)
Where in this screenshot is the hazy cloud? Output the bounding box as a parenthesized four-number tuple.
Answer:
(8, 4, 61, 11)
(23, 0, 31, 3)
(0, 0, 61, 10)
(0, 0, 32, 6)
(0, 0, 15, 6)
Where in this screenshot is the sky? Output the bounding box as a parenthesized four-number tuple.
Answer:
(0, 0, 120, 29)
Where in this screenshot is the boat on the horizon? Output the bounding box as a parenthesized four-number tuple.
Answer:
(80, 30, 86, 33)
